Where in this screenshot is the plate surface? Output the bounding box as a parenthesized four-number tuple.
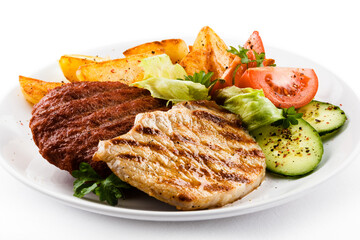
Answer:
(1, 41, 360, 221)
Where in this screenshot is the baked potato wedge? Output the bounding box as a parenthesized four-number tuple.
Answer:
(59, 54, 106, 82)
(179, 50, 210, 77)
(76, 50, 164, 84)
(180, 26, 235, 80)
(19, 76, 67, 105)
(123, 39, 188, 64)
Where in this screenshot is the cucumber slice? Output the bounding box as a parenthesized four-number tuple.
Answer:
(251, 119, 323, 176)
(297, 100, 346, 136)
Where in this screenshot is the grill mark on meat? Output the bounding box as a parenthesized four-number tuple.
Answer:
(117, 154, 143, 162)
(203, 183, 232, 192)
(192, 110, 243, 129)
(236, 148, 265, 159)
(111, 138, 167, 152)
(173, 149, 250, 184)
(161, 178, 192, 187)
(170, 133, 197, 145)
(170, 142, 256, 183)
(234, 149, 266, 175)
(205, 148, 265, 177)
(171, 131, 221, 151)
(197, 154, 251, 184)
(111, 138, 139, 146)
(199, 167, 211, 177)
(176, 164, 235, 193)
(161, 178, 192, 188)
(177, 193, 193, 202)
(219, 130, 256, 144)
(134, 125, 162, 136)
(177, 164, 202, 186)
(192, 110, 227, 127)
(219, 171, 250, 183)
(101, 115, 136, 132)
(140, 141, 167, 151)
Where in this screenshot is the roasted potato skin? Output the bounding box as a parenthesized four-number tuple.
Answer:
(180, 26, 235, 80)
(179, 50, 210, 77)
(19, 76, 67, 105)
(76, 50, 164, 84)
(59, 54, 105, 82)
(123, 39, 188, 64)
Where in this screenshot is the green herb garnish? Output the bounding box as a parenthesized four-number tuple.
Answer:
(72, 162, 131, 206)
(253, 51, 266, 67)
(179, 71, 225, 92)
(273, 106, 303, 128)
(227, 46, 266, 67)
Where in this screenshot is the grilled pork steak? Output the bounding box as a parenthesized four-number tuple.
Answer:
(94, 101, 266, 210)
(30, 81, 168, 176)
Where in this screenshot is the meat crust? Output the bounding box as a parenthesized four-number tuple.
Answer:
(29, 81, 168, 176)
(94, 100, 266, 210)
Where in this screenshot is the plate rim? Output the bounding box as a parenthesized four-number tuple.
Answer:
(1, 42, 360, 221)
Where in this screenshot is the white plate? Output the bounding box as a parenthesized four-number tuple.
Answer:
(1, 41, 360, 221)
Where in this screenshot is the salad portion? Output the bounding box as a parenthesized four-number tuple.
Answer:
(18, 26, 347, 208)
(129, 27, 345, 177)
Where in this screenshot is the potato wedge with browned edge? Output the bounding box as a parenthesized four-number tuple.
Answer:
(180, 26, 235, 80)
(123, 39, 188, 64)
(76, 50, 164, 84)
(179, 50, 210, 77)
(59, 54, 106, 82)
(19, 76, 67, 105)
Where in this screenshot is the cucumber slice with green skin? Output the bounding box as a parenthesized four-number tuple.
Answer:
(297, 100, 347, 136)
(251, 119, 323, 176)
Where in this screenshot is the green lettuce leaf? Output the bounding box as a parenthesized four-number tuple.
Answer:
(216, 86, 284, 131)
(140, 54, 187, 79)
(134, 77, 210, 103)
(132, 54, 210, 103)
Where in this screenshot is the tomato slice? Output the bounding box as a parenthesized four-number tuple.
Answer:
(244, 31, 265, 55)
(211, 31, 276, 96)
(216, 31, 267, 91)
(244, 31, 265, 68)
(236, 67, 318, 108)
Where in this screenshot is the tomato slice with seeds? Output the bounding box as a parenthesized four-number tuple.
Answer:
(210, 31, 277, 96)
(236, 67, 318, 108)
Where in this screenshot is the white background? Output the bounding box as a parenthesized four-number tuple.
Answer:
(1, 0, 360, 239)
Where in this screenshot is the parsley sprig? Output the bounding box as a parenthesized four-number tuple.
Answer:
(227, 46, 266, 67)
(179, 71, 225, 92)
(273, 106, 303, 128)
(72, 162, 131, 206)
